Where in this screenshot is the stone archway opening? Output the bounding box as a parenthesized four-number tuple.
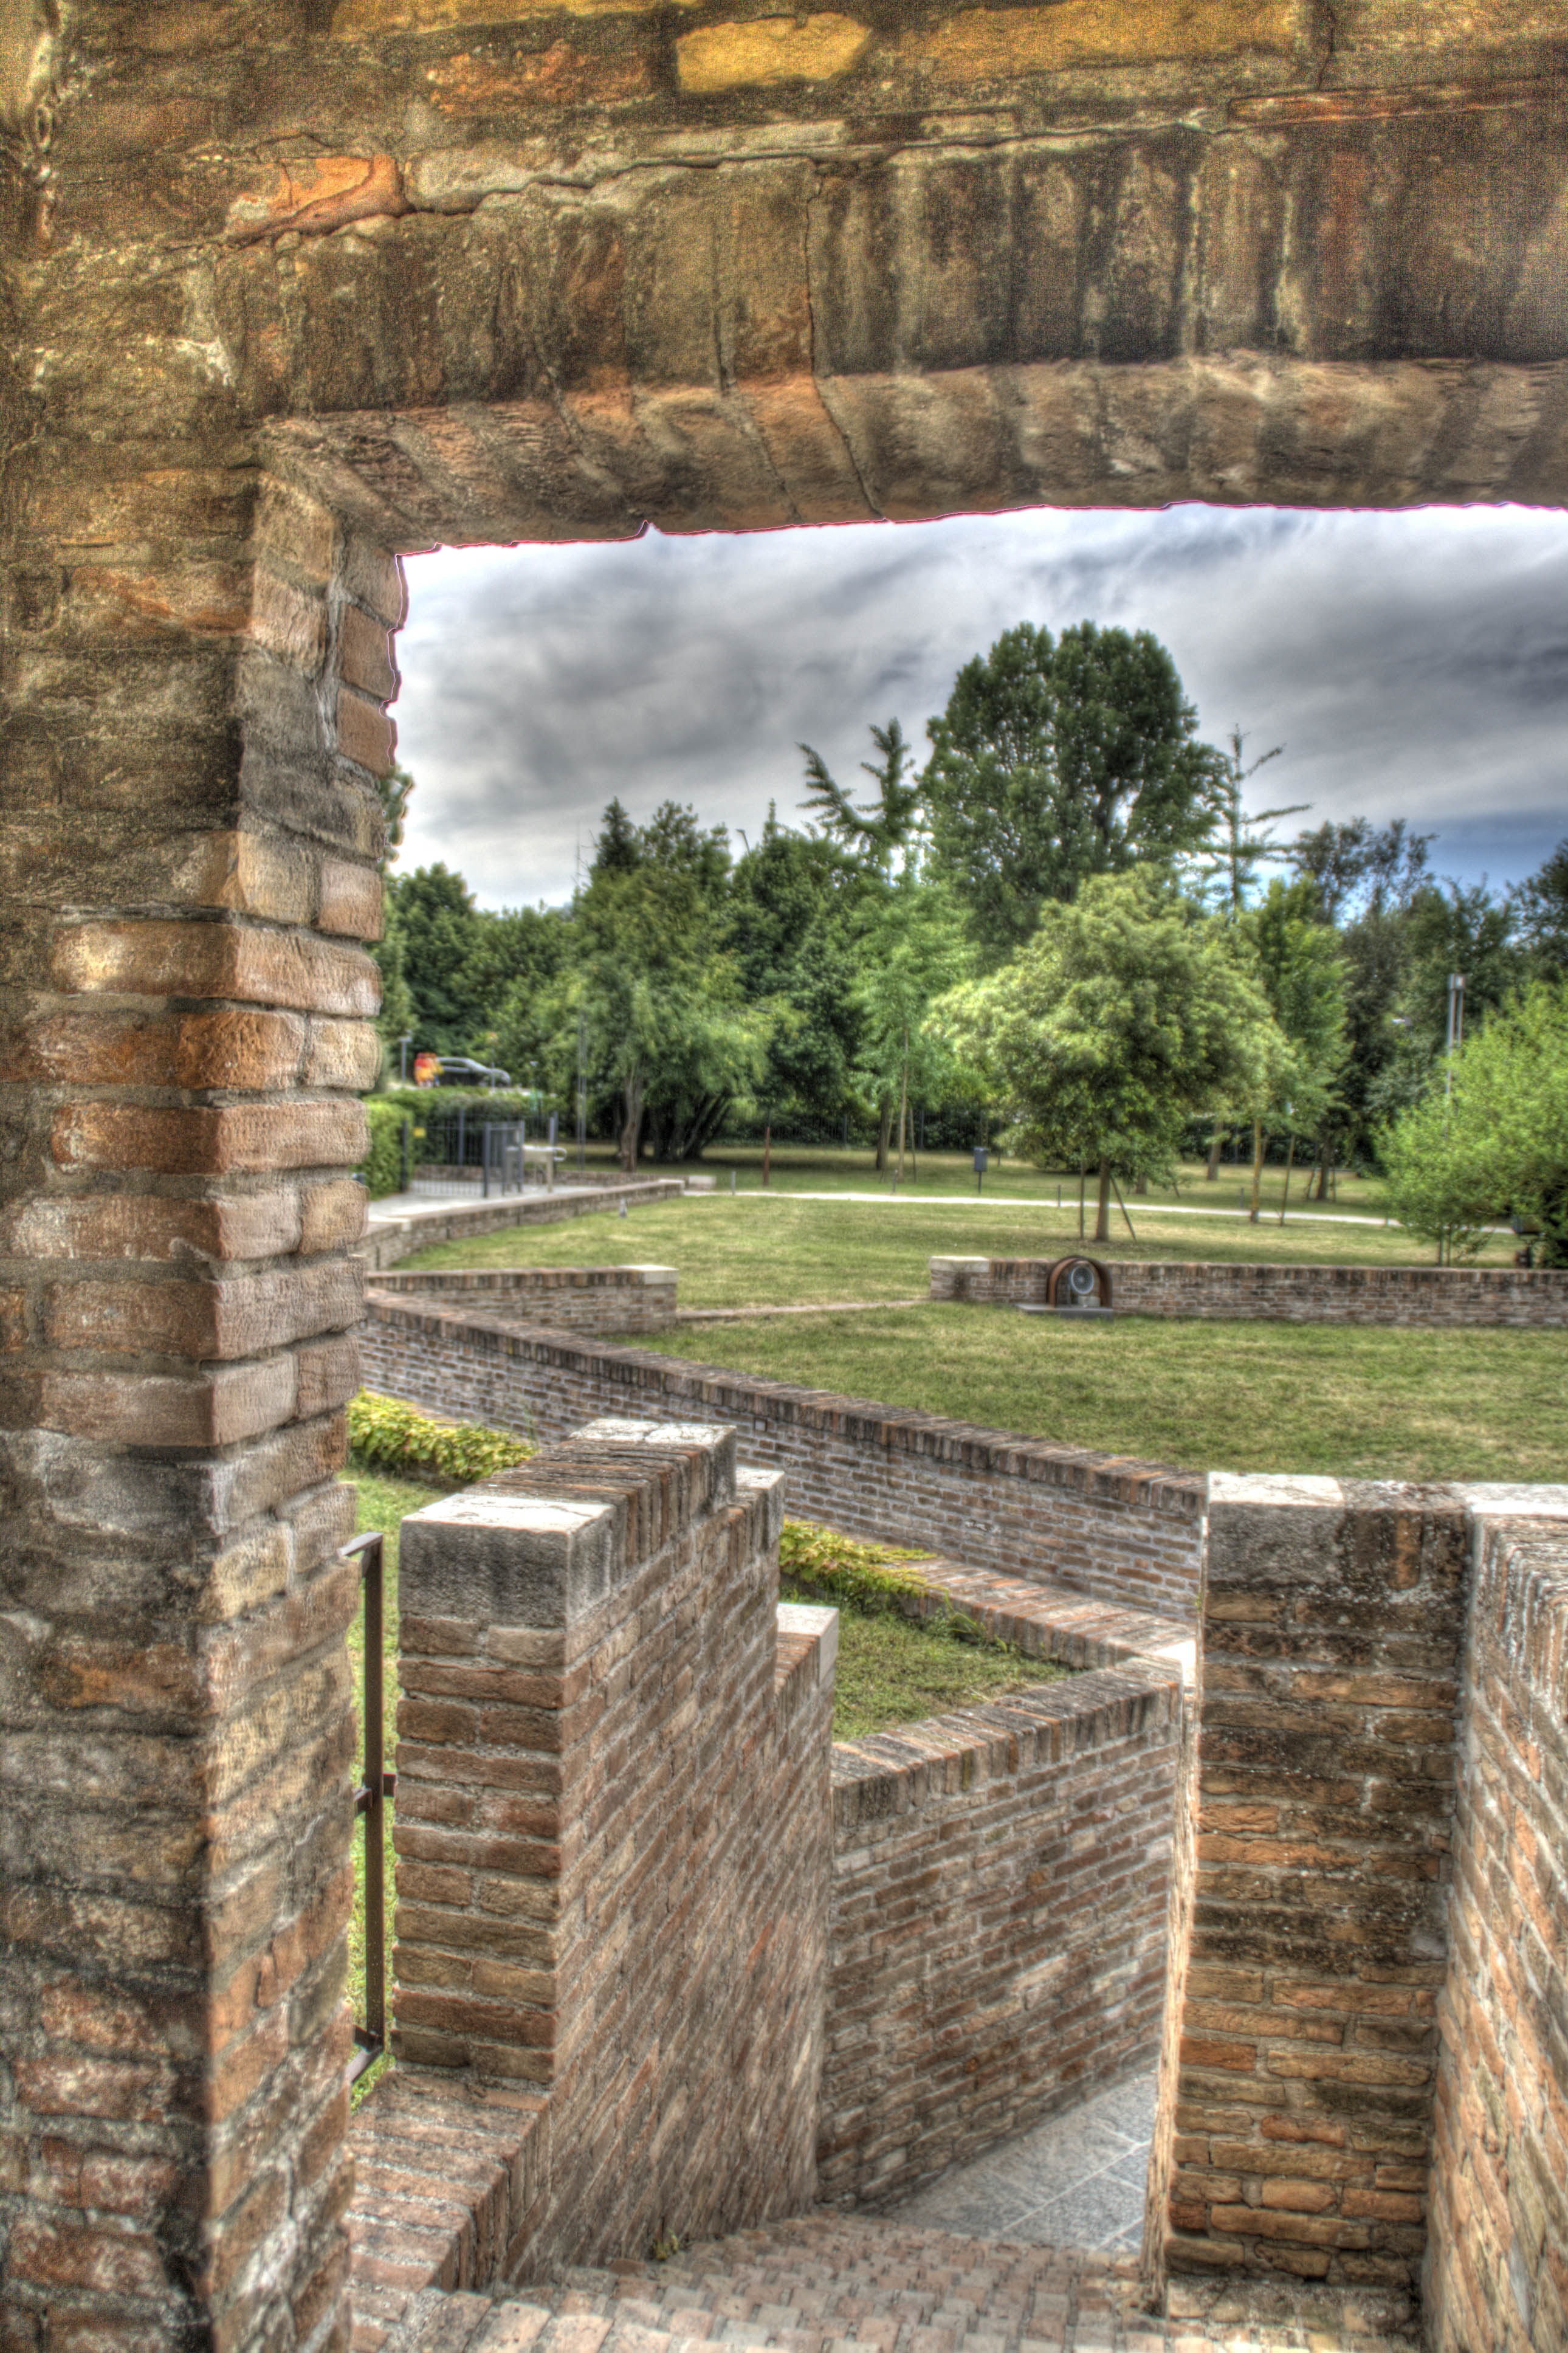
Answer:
(6, 10, 1568, 2348)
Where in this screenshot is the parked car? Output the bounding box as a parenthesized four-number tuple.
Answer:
(436, 1055, 513, 1088)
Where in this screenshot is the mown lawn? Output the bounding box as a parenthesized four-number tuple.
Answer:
(787, 1582, 1067, 1740)
(641, 1304, 1568, 1484)
(400, 1190, 1508, 1309)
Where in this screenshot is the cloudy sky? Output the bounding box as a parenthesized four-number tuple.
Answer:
(393, 503, 1568, 912)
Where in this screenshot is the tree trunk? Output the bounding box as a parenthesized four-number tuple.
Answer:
(1314, 1151, 1330, 1200)
(1132, 1171, 1147, 1196)
(1249, 1118, 1264, 1221)
(762, 1122, 771, 1188)
(1094, 1157, 1112, 1244)
(896, 1026, 909, 1180)
(617, 1070, 644, 1173)
(1205, 1126, 1224, 1180)
(875, 1097, 892, 1173)
(1278, 1132, 1296, 1225)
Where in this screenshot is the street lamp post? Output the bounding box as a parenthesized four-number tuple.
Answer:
(399, 1033, 413, 1083)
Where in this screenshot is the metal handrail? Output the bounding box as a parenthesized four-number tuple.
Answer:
(342, 1529, 394, 2084)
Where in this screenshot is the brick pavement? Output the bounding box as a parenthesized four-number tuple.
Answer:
(383, 2216, 1419, 2353)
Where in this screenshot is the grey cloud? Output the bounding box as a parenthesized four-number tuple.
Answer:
(393, 505, 1568, 909)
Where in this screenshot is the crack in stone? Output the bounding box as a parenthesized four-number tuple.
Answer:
(1316, 0, 1339, 91)
(803, 164, 884, 525)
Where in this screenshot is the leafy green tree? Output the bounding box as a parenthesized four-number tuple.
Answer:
(1288, 816, 1432, 925)
(849, 880, 975, 1175)
(934, 872, 1279, 1241)
(1380, 982, 1568, 1263)
(1237, 878, 1349, 1215)
(731, 811, 862, 1122)
(385, 864, 486, 1056)
(921, 621, 1227, 960)
(552, 800, 765, 1168)
(799, 720, 923, 877)
(375, 760, 416, 872)
(1513, 839, 1568, 983)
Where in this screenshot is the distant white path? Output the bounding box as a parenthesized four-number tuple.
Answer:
(773, 1190, 1401, 1229)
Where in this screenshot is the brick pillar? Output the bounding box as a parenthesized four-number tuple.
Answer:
(1157, 1475, 1467, 2324)
(392, 1419, 831, 2276)
(1, 460, 402, 2350)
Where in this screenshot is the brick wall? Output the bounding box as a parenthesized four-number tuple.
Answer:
(0, 476, 397, 2352)
(370, 1264, 679, 1333)
(359, 1293, 1206, 1621)
(930, 1256, 1568, 1327)
(1424, 1495, 1568, 2353)
(822, 1659, 1185, 2209)
(391, 1420, 834, 2278)
(1155, 1476, 1470, 2326)
(359, 1179, 684, 1271)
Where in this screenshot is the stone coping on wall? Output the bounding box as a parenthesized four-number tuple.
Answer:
(830, 1655, 1182, 1820)
(372, 1265, 677, 1294)
(930, 1255, 1568, 1326)
(362, 1290, 1204, 1523)
(878, 1550, 1195, 1684)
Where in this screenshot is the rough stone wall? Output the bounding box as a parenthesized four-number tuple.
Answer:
(391, 1421, 834, 2278)
(370, 1264, 680, 1334)
(0, 472, 397, 2351)
(11, 5, 1568, 566)
(358, 1293, 1207, 1619)
(1155, 1476, 1468, 2322)
(930, 1255, 1568, 1326)
(822, 1662, 1184, 2210)
(1424, 1498, 1568, 2353)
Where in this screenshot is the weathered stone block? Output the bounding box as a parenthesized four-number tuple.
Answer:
(52, 1100, 369, 1174)
(52, 918, 380, 1019)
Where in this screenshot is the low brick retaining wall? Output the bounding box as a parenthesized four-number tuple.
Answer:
(359, 1178, 684, 1271)
(823, 1652, 1184, 2209)
(930, 1255, 1568, 1326)
(359, 1291, 1206, 1622)
(370, 1265, 678, 1334)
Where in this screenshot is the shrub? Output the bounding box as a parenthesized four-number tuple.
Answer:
(360, 1101, 408, 1199)
(348, 1390, 535, 1483)
(1380, 981, 1568, 1264)
(778, 1518, 998, 1641)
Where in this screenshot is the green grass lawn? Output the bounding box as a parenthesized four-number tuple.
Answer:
(401, 1190, 1510, 1309)
(641, 1304, 1567, 1484)
(784, 1577, 1067, 1740)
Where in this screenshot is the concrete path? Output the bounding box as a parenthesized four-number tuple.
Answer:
(777, 1193, 1405, 1230)
(886, 2072, 1157, 2255)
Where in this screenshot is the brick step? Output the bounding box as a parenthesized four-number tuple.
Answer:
(348, 2069, 546, 2351)
(385, 2216, 1418, 2353)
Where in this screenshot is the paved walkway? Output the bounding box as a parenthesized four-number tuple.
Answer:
(887, 2074, 1157, 2256)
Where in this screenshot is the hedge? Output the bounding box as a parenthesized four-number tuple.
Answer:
(348, 1390, 535, 1483)
(360, 1100, 408, 1199)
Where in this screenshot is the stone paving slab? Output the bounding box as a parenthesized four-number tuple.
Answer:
(887, 2074, 1158, 2257)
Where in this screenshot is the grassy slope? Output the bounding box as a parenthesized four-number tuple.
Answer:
(643, 1304, 1567, 1485)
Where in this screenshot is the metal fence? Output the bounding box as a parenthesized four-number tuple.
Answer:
(343, 1530, 393, 2086)
(410, 1111, 529, 1198)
